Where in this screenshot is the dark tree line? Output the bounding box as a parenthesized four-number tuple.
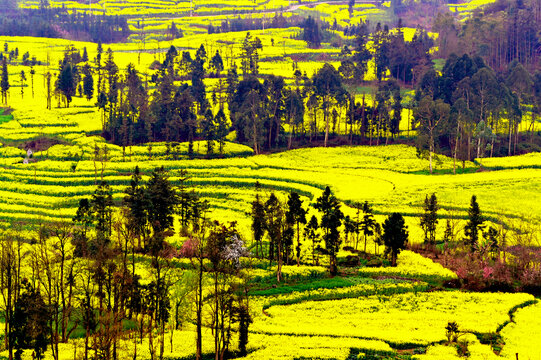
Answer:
(0, 8, 129, 43)
(210, 13, 302, 34)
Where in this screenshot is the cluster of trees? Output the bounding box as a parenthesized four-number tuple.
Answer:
(419, 193, 498, 256)
(251, 186, 411, 273)
(0, 43, 43, 104)
(414, 53, 541, 173)
(0, 8, 130, 43)
(27, 9, 539, 163)
(0, 166, 252, 360)
(210, 13, 301, 34)
(340, 21, 434, 84)
(434, 0, 540, 72)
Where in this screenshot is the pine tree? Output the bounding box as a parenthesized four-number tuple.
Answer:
(420, 193, 438, 245)
(313, 186, 344, 275)
(251, 191, 266, 258)
(360, 201, 376, 252)
(58, 63, 76, 107)
(90, 180, 114, 243)
(215, 108, 228, 154)
(82, 47, 88, 62)
(265, 193, 284, 281)
(304, 215, 320, 265)
(19, 71, 25, 99)
(1, 58, 9, 105)
(286, 191, 307, 266)
(10, 282, 50, 360)
(464, 195, 484, 252)
(83, 65, 94, 101)
(382, 212, 408, 266)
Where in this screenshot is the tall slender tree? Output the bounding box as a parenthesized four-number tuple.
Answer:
(464, 195, 484, 252)
(286, 192, 307, 266)
(313, 187, 344, 275)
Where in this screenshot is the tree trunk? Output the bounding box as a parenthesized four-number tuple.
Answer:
(324, 103, 329, 147)
(453, 122, 459, 175)
(195, 256, 203, 360)
(277, 238, 283, 282)
(296, 222, 301, 266)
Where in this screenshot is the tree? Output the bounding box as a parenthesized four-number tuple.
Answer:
(0, 233, 20, 360)
(19, 71, 26, 99)
(30, 67, 35, 98)
(10, 282, 50, 360)
(302, 16, 321, 48)
(123, 166, 149, 248)
(360, 201, 376, 252)
(373, 24, 391, 81)
(284, 89, 304, 149)
(206, 222, 246, 360)
(348, 0, 355, 18)
(420, 193, 438, 244)
(506, 63, 533, 139)
(83, 66, 94, 101)
(1, 58, 9, 105)
(90, 181, 114, 244)
(72, 198, 94, 255)
(215, 108, 228, 154)
(464, 195, 484, 252)
(251, 190, 266, 258)
(413, 96, 450, 174)
(146, 166, 178, 235)
(313, 186, 344, 275)
(201, 109, 215, 156)
(286, 191, 307, 266)
(57, 63, 76, 107)
(264, 193, 284, 282)
(210, 50, 224, 77)
(304, 215, 320, 265)
(312, 64, 346, 147)
(382, 212, 408, 266)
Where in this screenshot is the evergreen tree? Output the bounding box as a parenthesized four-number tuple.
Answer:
(304, 215, 320, 265)
(1, 57, 9, 105)
(265, 193, 284, 281)
(10, 282, 50, 360)
(302, 16, 321, 48)
(382, 212, 408, 266)
(312, 63, 346, 147)
(201, 109, 215, 156)
(420, 193, 438, 244)
(90, 180, 114, 243)
(82, 66, 94, 101)
(210, 50, 224, 77)
(146, 166, 178, 234)
(215, 108, 228, 154)
(176, 168, 194, 229)
(191, 50, 207, 112)
(464, 195, 484, 252)
(19, 70, 25, 99)
(286, 191, 307, 266)
(313, 186, 344, 275)
(58, 62, 76, 107)
(360, 201, 376, 252)
(251, 191, 266, 258)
